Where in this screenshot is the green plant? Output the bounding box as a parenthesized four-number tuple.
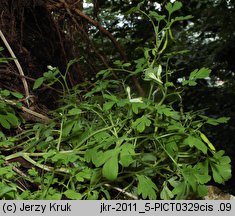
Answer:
(0, 1, 231, 200)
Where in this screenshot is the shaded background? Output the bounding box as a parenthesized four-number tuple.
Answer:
(0, 0, 234, 194)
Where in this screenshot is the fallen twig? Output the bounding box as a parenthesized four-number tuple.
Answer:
(4, 161, 28, 178)
(0, 96, 50, 123)
(104, 183, 138, 200)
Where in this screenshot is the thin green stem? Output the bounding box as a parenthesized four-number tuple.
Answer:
(154, 140, 180, 169)
(148, 82, 154, 100)
(56, 116, 64, 151)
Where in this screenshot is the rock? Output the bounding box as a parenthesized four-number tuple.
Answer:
(204, 185, 234, 200)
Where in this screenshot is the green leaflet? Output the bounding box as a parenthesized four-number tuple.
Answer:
(103, 101, 115, 111)
(189, 68, 211, 79)
(165, 1, 183, 15)
(87, 190, 99, 200)
(206, 117, 230, 126)
(63, 189, 82, 200)
(209, 151, 232, 183)
(0, 115, 10, 129)
(33, 77, 44, 90)
(119, 143, 135, 167)
(168, 162, 211, 199)
(132, 116, 151, 133)
(68, 108, 82, 115)
(160, 183, 174, 200)
(62, 120, 75, 137)
(11, 91, 24, 99)
(102, 151, 119, 181)
(75, 168, 92, 182)
(182, 68, 211, 86)
(183, 135, 207, 154)
(137, 175, 158, 199)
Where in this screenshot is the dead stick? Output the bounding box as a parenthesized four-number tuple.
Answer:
(47, 1, 145, 96)
(104, 183, 138, 200)
(58, 0, 127, 61)
(4, 161, 28, 178)
(0, 30, 30, 105)
(0, 96, 50, 123)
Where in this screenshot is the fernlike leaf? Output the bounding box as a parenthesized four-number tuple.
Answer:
(206, 117, 230, 126)
(197, 185, 208, 197)
(211, 164, 231, 184)
(132, 116, 151, 133)
(183, 135, 207, 154)
(75, 168, 91, 182)
(172, 180, 189, 200)
(182, 165, 197, 192)
(182, 80, 197, 86)
(189, 68, 211, 80)
(131, 102, 146, 114)
(94, 131, 111, 141)
(183, 68, 211, 86)
(209, 151, 232, 183)
(165, 1, 182, 15)
(160, 183, 174, 200)
(137, 175, 158, 199)
(156, 105, 175, 117)
(90, 149, 116, 167)
(120, 143, 135, 167)
(46, 193, 62, 200)
(27, 168, 38, 177)
(87, 191, 99, 200)
(123, 63, 131, 67)
(43, 70, 58, 81)
(90, 169, 102, 186)
(194, 161, 211, 184)
(0, 102, 6, 109)
(89, 150, 106, 167)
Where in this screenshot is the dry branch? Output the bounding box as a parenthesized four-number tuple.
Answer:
(104, 183, 138, 200)
(0, 30, 31, 106)
(46, 0, 145, 96)
(57, 0, 128, 61)
(0, 96, 50, 123)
